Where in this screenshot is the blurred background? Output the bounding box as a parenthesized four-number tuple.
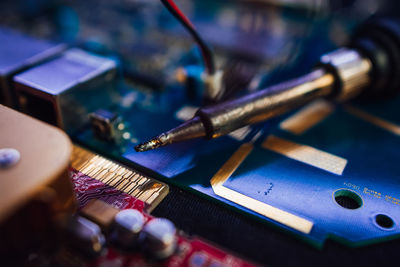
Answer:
(1, 0, 398, 92)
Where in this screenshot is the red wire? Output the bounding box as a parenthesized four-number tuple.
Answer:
(164, 0, 195, 30)
(161, 0, 215, 74)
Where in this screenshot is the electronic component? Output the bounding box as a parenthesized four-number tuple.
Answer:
(89, 109, 123, 142)
(65, 216, 106, 257)
(13, 48, 118, 133)
(80, 199, 120, 230)
(113, 209, 145, 247)
(0, 27, 65, 107)
(143, 218, 177, 259)
(69, 167, 255, 266)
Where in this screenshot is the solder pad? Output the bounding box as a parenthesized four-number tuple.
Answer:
(77, 95, 400, 247)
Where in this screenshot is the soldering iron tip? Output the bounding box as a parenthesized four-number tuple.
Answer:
(135, 135, 166, 152)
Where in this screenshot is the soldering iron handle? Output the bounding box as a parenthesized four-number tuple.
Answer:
(349, 17, 400, 98)
(196, 69, 334, 139)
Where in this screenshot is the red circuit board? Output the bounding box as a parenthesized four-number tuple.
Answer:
(70, 169, 256, 267)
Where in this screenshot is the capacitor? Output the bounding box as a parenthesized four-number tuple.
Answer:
(143, 218, 177, 259)
(65, 216, 105, 257)
(113, 209, 145, 248)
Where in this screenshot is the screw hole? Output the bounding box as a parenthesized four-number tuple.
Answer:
(375, 214, 394, 229)
(334, 189, 363, 209)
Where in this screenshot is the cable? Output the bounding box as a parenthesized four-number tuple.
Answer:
(160, 0, 215, 74)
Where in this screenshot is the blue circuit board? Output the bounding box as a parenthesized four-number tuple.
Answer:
(15, 0, 396, 248)
(76, 91, 400, 248)
(3, 0, 400, 260)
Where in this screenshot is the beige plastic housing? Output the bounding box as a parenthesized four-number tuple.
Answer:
(0, 105, 76, 252)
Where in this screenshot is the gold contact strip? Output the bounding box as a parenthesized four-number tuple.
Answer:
(280, 99, 334, 135)
(116, 180, 131, 192)
(125, 183, 137, 195)
(138, 186, 161, 203)
(74, 149, 166, 209)
(71, 145, 169, 212)
(88, 164, 106, 177)
(262, 135, 347, 175)
(147, 193, 161, 204)
(111, 175, 127, 188)
(210, 141, 314, 234)
(97, 169, 110, 181)
(138, 189, 155, 203)
(131, 179, 148, 196)
(128, 177, 143, 191)
(122, 177, 144, 193)
(344, 105, 400, 136)
(108, 172, 130, 188)
(211, 143, 253, 187)
(119, 180, 137, 194)
(102, 172, 116, 184)
(213, 186, 313, 234)
(137, 182, 160, 200)
(123, 177, 142, 191)
(127, 182, 142, 195)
